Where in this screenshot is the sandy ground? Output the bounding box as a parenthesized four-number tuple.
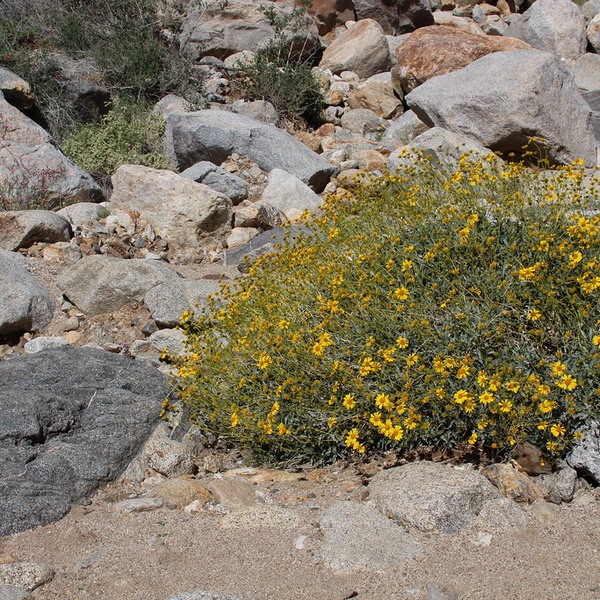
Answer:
(2, 462, 600, 600)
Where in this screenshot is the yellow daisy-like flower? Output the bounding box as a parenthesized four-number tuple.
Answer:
(527, 309, 542, 321)
(393, 286, 410, 301)
(328, 416, 337, 429)
(277, 423, 290, 435)
(550, 423, 566, 437)
(539, 399, 557, 413)
(278, 319, 290, 329)
(537, 384, 551, 396)
(467, 432, 478, 445)
(477, 371, 488, 387)
(406, 353, 419, 367)
(369, 412, 383, 427)
(498, 399, 513, 413)
(257, 353, 273, 370)
(454, 389, 471, 404)
(557, 374, 578, 390)
(593, 334, 600, 347)
(505, 380, 520, 393)
(551, 361, 567, 376)
(479, 391, 494, 405)
(456, 365, 471, 379)
(396, 336, 409, 349)
(375, 393, 394, 411)
(231, 412, 239, 427)
(342, 393, 356, 409)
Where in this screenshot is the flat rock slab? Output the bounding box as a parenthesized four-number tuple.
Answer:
(320, 501, 424, 573)
(368, 461, 500, 534)
(0, 346, 171, 536)
(164, 110, 338, 192)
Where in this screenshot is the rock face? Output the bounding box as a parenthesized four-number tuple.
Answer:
(368, 462, 500, 533)
(406, 50, 597, 167)
(179, 0, 319, 61)
(567, 422, 600, 484)
(110, 165, 233, 261)
(353, 0, 434, 34)
(392, 25, 531, 95)
(0, 346, 170, 536)
(0, 67, 35, 110)
(0, 210, 72, 251)
(302, 0, 355, 35)
(319, 19, 392, 78)
(57, 255, 182, 316)
(320, 501, 424, 573)
(164, 110, 338, 192)
(0, 95, 102, 205)
(505, 0, 587, 61)
(0, 251, 55, 338)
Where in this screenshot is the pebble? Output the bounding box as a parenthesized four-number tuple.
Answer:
(115, 498, 164, 514)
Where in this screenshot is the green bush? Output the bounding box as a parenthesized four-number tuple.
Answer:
(228, 3, 323, 125)
(61, 101, 169, 180)
(173, 152, 600, 465)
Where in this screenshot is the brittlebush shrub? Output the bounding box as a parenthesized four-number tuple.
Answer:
(173, 152, 600, 465)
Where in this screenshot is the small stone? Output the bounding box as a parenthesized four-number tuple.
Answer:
(156, 477, 212, 509)
(0, 562, 54, 592)
(23, 336, 69, 354)
(482, 462, 541, 504)
(61, 316, 79, 332)
(115, 497, 164, 513)
(206, 479, 256, 511)
(144, 438, 195, 478)
(529, 501, 559, 523)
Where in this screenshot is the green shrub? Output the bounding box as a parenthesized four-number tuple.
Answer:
(173, 152, 600, 465)
(61, 101, 169, 180)
(228, 3, 323, 125)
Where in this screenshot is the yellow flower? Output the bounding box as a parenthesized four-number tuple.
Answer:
(396, 335, 410, 350)
(467, 432, 478, 445)
(551, 361, 566, 376)
(406, 353, 419, 367)
(402, 259, 413, 272)
(550, 423, 566, 437)
(498, 399, 513, 413)
(479, 391, 494, 405)
(393, 286, 410, 301)
(456, 365, 470, 379)
(359, 356, 381, 376)
(278, 319, 290, 329)
(382, 347, 397, 363)
(505, 380, 520, 393)
(345, 428, 359, 447)
(556, 374, 578, 391)
(375, 393, 394, 411)
(568, 251, 583, 267)
(454, 389, 471, 404)
(527, 309, 542, 321)
(258, 353, 273, 370)
(231, 412, 239, 427)
(327, 416, 337, 429)
(539, 399, 557, 413)
(342, 394, 356, 409)
(369, 412, 383, 427)
(593, 335, 600, 346)
(312, 342, 325, 357)
(277, 423, 290, 435)
(477, 371, 488, 387)
(537, 384, 551, 396)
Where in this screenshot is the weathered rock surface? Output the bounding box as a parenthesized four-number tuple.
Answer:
(392, 25, 530, 95)
(347, 80, 403, 119)
(368, 462, 500, 533)
(0, 210, 72, 251)
(319, 19, 392, 78)
(482, 462, 541, 504)
(0, 96, 102, 204)
(0, 251, 55, 338)
(320, 501, 424, 573)
(164, 110, 338, 192)
(261, 168, 323, 222)
(0, 346, 170, 535)
(406, 50, 597, 167)
(144, 279, 221, 328)
(179, 0, 319, 61)
(0, 562, 53, 592)
(57, 255, 181, 316)
(353, 0, 434, 34)
(567, 421, 600, 484)
(505, 0, 587, 61)
(0, 67, 34, 110)
(57, 202, 108, 230)
(303, 0, 355, 35)
(569, 53, 600, 93)
(110, 165, 233, 261)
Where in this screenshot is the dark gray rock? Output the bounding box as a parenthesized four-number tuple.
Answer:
(406, 50, 597, 167)
(164, 110, 338, 192)
(0, 346, 171, 535)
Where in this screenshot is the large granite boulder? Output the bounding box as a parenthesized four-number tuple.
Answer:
(392, 25, 531, 95)
(505, 0, 587, 61)
(319, 19, 392, 78)
(0, 346, 170, 535)
(0, 95, 103, 205)
(57, 255, 182, 316)
(0, 210, 72, 251)
(0, 251, 55, 338)
(406, 50, 597, 167)
(110, 165, 233, 261)
(179, 0, 319, 61)
(353, 0, 435, 35)
(164, 110, 338, 192)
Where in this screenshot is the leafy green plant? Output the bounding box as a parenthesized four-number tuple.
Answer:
(173, 152, 600, 465)
(61, 100, 169, 181)
(228, 2, 323, 125)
